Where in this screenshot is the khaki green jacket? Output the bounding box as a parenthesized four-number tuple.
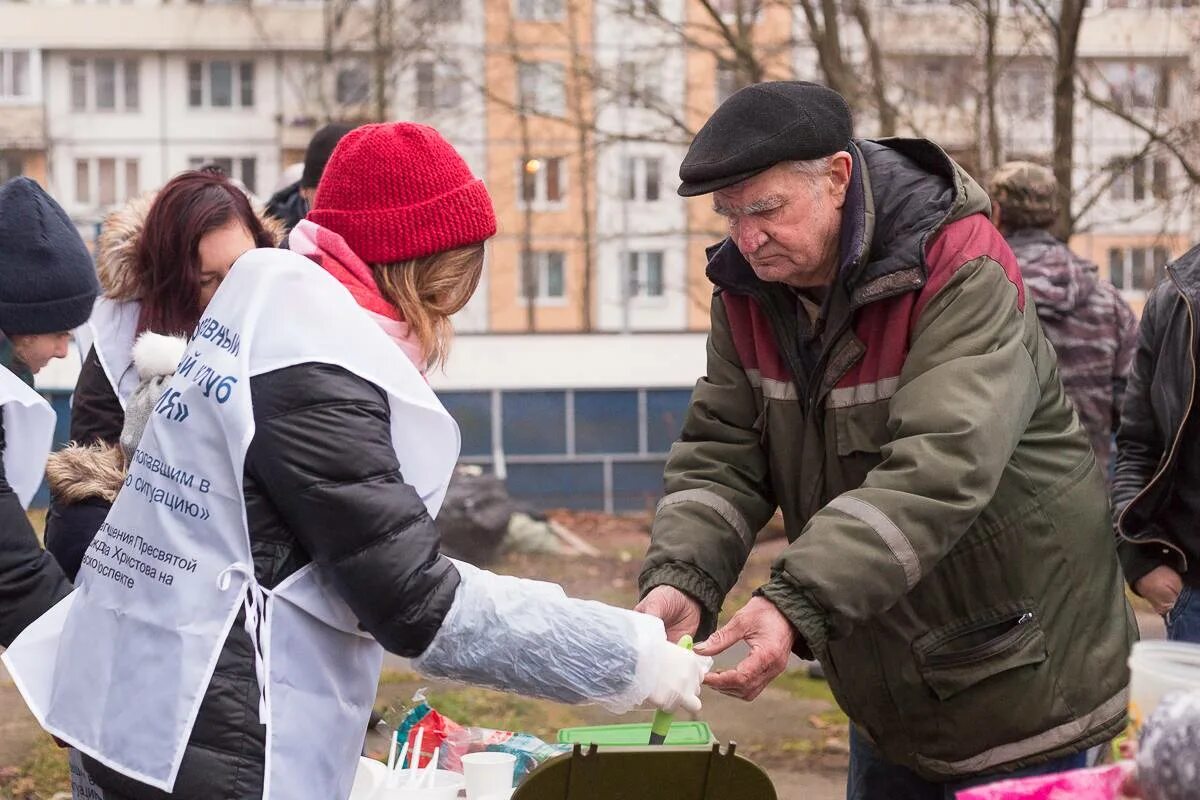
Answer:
(641, 139, 1136, 780)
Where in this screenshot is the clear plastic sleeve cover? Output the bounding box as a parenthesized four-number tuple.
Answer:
(413, 559, 663, 713)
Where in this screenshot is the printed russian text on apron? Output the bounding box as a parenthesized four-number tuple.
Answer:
(75, 297, 141, 410)
(4, 248, 459, 800)
(0, 365, 56, 509)
(68, 750, 107, 800)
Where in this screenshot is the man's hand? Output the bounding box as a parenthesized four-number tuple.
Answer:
(636, 585, 703, 643)
(1135, 565, 1184, 616)
(694, 596, 794, 701)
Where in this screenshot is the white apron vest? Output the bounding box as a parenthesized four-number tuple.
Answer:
(4, 248, 460, 800)
(0, 365, 56, 509)
(75, 297, 141, 410)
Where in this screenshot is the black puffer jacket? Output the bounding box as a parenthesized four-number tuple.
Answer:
(1114, 244, 1200, 587)
(0, 413, 73, 648)
(83, 361, 461, 799)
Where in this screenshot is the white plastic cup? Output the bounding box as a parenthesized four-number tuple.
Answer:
(462, 751, 517, 799)
(349, 757, 388, 800)
(1128, 640, 1200, 732)
(373, 769, 465, 800)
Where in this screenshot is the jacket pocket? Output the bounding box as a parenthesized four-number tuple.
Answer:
(913, 603, 1047, 701)
(832, 400, 890, 456)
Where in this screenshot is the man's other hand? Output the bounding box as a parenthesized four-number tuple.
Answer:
(1135, 565, 1184, 616)
(694, 596, 794, 701)
(636, 585, 702, 643)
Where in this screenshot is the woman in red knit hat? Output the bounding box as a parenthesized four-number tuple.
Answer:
(6, 123, 710, 800)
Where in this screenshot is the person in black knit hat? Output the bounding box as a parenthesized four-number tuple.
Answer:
(265, 122, 356, 235)
(0, 176, 99, 647)
(0, 176, 100, 376)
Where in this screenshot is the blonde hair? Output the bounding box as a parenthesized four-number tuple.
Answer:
(371, 244, 485, 369)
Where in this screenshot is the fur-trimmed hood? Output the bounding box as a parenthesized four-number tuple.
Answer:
(45, 441, 125, 504)
(46, 332, 188, 503)
(95, 191, 287, 298)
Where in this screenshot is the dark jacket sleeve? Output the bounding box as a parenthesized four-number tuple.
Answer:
(1113, 283, 1169, 588)
(70, 346, 125, 447)
(244, 362, 460, 657)
(0, 419, 72, 648)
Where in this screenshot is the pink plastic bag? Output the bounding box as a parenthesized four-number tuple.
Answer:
(955, 764, 1132, 800)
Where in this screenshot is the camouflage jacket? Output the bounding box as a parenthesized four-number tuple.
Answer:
(1006, 228, 1138, 477)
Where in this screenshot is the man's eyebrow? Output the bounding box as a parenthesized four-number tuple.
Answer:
(712, 194, 787, 217)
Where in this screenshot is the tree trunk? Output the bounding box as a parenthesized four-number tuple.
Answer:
(372, 0, 393, 122)
(1052, 0, 1085, 240)
(565, 0, 595, 331)
(982, 0, 1002, 172)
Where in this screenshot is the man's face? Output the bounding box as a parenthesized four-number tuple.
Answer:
(11, 332, 71, 375)
(712, 154, 853, 289)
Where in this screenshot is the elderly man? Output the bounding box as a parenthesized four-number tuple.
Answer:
(989, 161, 1137, 480)
(637, 82, 1135, 798)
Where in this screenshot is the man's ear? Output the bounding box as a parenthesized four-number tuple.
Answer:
(991, 200, 1002, 227)
(830, 151, 853, 209)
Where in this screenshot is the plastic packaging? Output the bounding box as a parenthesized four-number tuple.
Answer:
(953, 764, 1132, 800)
(1136, 688, 1200, 800)
(1128, 641, 1200, 733)
(413, 559, 670, 713)
(443, 726, 569, 779)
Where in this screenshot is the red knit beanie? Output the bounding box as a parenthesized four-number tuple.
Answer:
(308, 123, 497, 263)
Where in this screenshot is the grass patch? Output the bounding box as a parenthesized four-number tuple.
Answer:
(26, 510, 46, 544)
(0, 736, 70, 799)
(773, 671, 850, 729)
(422, 687, 585, 741)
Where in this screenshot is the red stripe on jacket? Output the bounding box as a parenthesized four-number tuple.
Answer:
(721, 213, 1025, 403)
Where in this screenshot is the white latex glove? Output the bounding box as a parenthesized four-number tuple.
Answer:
(644, 639, 712, 714)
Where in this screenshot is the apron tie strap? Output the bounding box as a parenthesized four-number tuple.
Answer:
(217, 563, 270, 724)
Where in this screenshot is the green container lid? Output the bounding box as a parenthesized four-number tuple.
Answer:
(557, 722, 714, 747)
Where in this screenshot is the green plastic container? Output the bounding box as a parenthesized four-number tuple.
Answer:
(556, 721, 715, 747)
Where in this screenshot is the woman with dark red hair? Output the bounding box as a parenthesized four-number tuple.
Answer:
(44, 169, 281, 579)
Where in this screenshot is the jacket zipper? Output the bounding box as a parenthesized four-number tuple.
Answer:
(924, 612, 1035, 669)
(1116, 269, 1192, 573)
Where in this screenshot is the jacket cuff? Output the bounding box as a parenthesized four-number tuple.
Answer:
(1119, 540, 1168, 593)
(760, 573, 829, 656)
(639, 562, 724, 639)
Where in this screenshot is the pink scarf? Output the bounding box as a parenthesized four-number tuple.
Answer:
(290, 219, 427, 373)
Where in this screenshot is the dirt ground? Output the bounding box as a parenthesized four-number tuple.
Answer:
(0, 510, 1165, 800)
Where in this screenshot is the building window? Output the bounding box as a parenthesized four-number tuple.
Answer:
(1108, 245, 1170, 291)
(188, 156, 258, 194)
(1098, 61, 1171, 111)
(414, 0, 462, 22)
(625, 251, 665, 298)
(415, 60, 462, 110)
(520, 251, 566, 301)
(517, 61, 566, 117)
(1000, 66, 1048, 119)
(0, 50, 35, 101)
(69, 58, 139, 112)
(336, 62, 370, 106)
(625, 0, 659, 15)
(616, 61, 662, 108)
(75, 157, 140, 207)
(715, 61, 742, 107)
(620, 156, 661, 202)
(712, 0, 762, 22)
(1110, 156, 1169, 202)
(515, 0, 563, 21)
(0, 154, 21, 182)
(518, 157, 565, 207)
(187, 60, 255, 109)
(906, 57, 969, 105)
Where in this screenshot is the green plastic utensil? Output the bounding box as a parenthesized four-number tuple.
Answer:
(648, 635, 694, 745)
